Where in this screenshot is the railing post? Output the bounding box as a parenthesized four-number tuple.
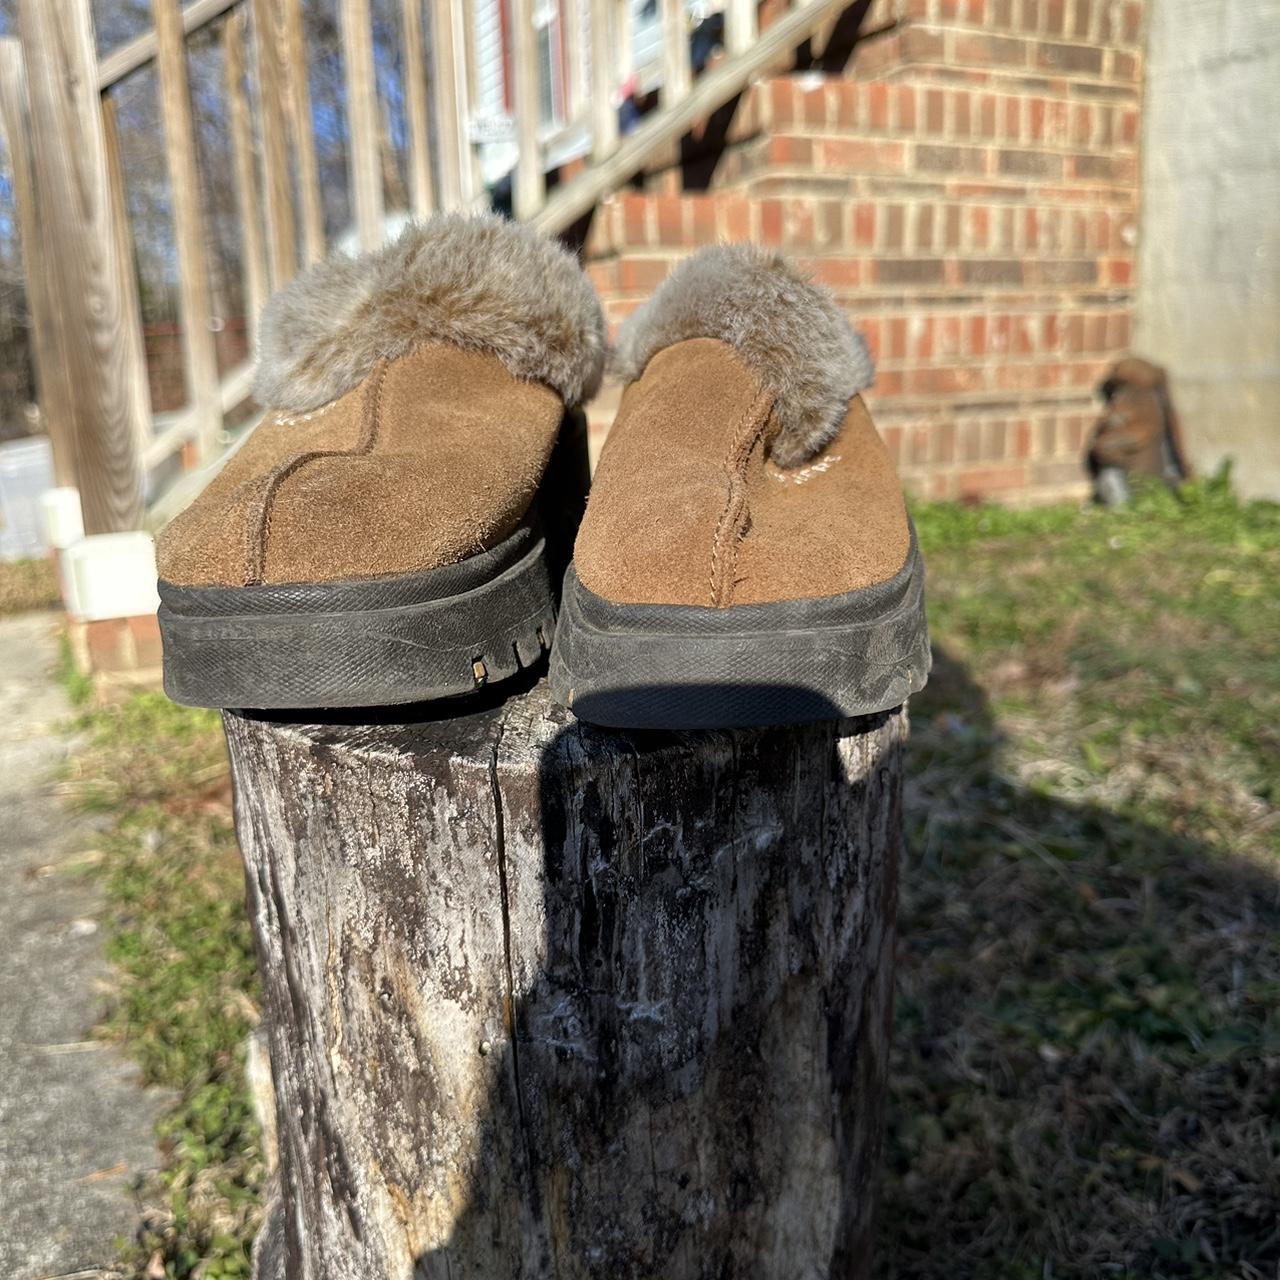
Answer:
(340, 0, 384, 251)
(223, 12, 270, 348)
(17, 0, 147, 532)
(153, 0, 221, 463)
(250, 0, 298, 289)
(0, 37, 78, 487)
(589, 0, 619, 160)
(512, 0, 545, 218)
(661, 0, 692, 102)
(562, 0, 586, 123)
(401, 0, 436, 218)
(100, 98, 155, 460)
(428, 0, 483, 209)
(281, 0, 325, 265)
(726, 0, 759, 54)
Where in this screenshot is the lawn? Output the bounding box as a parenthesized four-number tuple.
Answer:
(58, 474, 1279, 1278)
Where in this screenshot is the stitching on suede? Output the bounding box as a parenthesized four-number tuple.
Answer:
(242, 361, 389, 585)
(709, 389, 775, 608)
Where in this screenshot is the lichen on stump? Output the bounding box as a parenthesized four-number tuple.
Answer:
(224, 678, 905, 1279)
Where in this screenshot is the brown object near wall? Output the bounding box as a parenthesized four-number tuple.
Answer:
(1085, 355, 1190, 503)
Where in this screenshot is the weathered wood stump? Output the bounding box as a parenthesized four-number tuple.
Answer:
(224, 678, 905, 1280)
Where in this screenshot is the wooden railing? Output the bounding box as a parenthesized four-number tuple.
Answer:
(0, 0, 848, 534)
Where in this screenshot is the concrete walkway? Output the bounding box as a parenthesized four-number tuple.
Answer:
(0, 613, 169, 1280)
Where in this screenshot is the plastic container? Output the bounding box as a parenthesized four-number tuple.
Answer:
(0, 436, 55, 562)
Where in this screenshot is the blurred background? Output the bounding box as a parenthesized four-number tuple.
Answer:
(0, 0, 1275, 1277)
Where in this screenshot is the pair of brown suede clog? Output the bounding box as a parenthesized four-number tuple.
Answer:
(156, 215, 929, 729)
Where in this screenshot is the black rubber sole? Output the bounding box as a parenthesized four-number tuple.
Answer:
(548, 526, 931, 729)
(159, 411, 589, 711)
(159, 520, 559, 710)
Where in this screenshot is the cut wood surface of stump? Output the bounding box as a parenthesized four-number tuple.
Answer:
(225, 676, 906, 1280)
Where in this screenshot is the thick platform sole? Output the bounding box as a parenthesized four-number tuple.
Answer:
(548, 526, 931, 730)
(159, 520, 559, 710)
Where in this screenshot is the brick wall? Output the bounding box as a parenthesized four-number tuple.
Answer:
(582, 0, 1144, 504)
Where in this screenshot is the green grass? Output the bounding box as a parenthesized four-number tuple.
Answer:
(881, 474, 1280, 1279)
(67, 473, 1278, 1277)
(65, 694, 263, 1277)
(0, 555, 60, 615)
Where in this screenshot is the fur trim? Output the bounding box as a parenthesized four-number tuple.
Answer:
(255, 213, 606, 411)
(612, 246, 874, 466)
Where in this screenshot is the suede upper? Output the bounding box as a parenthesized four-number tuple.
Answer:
(160, 213, 604, 591)
(574, 338, 911, 609)
(158, 344, 564, 587)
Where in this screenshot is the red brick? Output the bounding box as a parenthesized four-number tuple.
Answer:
(720, 196, 751, 242)
(771, 80, 797, 127)
(909, 367, 985, 394)
(912, 316, 935, 359)
(587, 261, 618, 293)
(1028, 97, 1046, 141)
(811, 258, 863, 288)
(881, 426, 904, 465)
(953, 91, 972, 137)
(801, 86, 828, 128)
(887, 317, 908, 359)
(759, 199, 784, 244)
(998, 148, 1063, 179)
(618, 258, 671, 291)
(834, 81, 858, 128)
(884, 204, 905, 250)
(1123, 0, 1142, 43)
(1014, 421, 1033, 459)
(978, 93, 998, 138)
(1035, 41, 1104, 74)
(1071, 104, 1093, 145)
(944, 205, 963, 249)
(1102, 257, 1133, 286)
(127, 613, 163, 669)
(817, 139, 906, 172)
(915, 204, 935, 251)
(853, 201, 877, 248)
(1073, 0, 1093, 38)
(902, 27, 946, 61)
(925, 89, 945, 132)
(958, 465, 1028, 499)
(961, 259, 1023, 285)
(768, 136, 813, 166)
(954, 33, 1027, 66)
(690, 199, 717, 245)
(654, 197, 686, 246)
(968, 314, 988, 355)
(867, 82, 890, 130)
(1003, 97, 1021, 138)
(896, 86, 917, 132)
(621, 194, 649, 245)
(876, 371, 905, 396)
(968, 205, 990, 248)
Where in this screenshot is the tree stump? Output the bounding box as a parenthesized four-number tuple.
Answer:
(224, 678, 905, 1280)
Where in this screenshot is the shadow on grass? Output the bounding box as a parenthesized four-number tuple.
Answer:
(875, 647, 1280, 1279)
(248, 646, 1277, 1279)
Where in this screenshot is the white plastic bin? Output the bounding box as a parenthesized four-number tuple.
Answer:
(0, 436, 55, 562)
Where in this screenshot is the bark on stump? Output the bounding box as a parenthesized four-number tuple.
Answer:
(224, 679, 905, 1280)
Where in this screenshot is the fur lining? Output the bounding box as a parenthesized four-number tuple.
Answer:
(255, 213, 606, 411)
(612, 246, 874, 466)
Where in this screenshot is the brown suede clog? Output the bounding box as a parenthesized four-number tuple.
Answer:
(157, 214, 604, 709)
(548, 246, 930, 729)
